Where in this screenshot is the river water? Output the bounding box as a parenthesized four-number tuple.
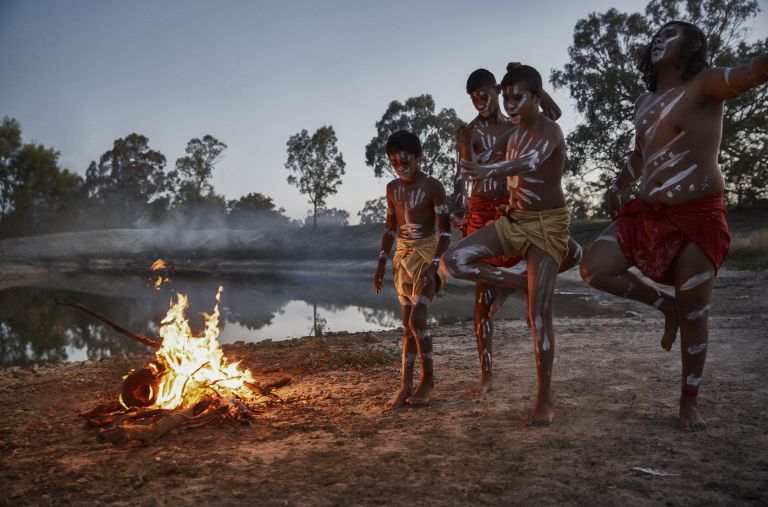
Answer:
(0, 270, 631, 367)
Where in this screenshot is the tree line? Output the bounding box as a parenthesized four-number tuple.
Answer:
(2, 0, 764, 238)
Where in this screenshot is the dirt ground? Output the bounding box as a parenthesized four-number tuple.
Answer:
(1, 268, 767, 506)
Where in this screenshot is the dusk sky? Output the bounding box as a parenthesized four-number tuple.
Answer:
(2, 0, 766, 222)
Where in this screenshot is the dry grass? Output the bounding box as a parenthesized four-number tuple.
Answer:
(726, 228, 768, 268)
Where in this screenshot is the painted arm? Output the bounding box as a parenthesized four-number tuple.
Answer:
(461, 124, 560, 180)
(374, 190, 398, 294)
(701, 55, 768, 100)
(607, 148, 643, 218)
(416, 181, 452, 295)
(451, 125, 473, 230)
(540, 90, 562, 121)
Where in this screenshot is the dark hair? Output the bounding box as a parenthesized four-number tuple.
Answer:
(638, 21, 708, 92)
(386, 130, 422, 157)
(500, 64, 542, 94)
(466, 68, 496, 93)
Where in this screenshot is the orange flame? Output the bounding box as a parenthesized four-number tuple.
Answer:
(150, 259, 171, 290)
(132, 286, 255, 410)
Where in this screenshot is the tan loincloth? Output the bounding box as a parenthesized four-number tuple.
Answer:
(392, 234, 447, 303)
(493, 207, 572, 266)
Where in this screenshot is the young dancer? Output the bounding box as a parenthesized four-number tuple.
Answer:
(580, 21, 768, 430)
(374, 130, 451, 410)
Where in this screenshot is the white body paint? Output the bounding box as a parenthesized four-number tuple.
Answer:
(686, 374, 701, 387)
(686, 304, 711, 320)
(647, 164, 698, 196)
(679, 271, 713, 291)
(687, 343, 707, 355)
(595, 235, 618, 243)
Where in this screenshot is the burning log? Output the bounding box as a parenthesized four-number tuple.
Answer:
(71, 284, 292, 446)
(54, 298, 161, 349)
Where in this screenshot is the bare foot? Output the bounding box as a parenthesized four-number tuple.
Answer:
(406, 381, 434, 405)
(679, 396, 706, 431)
(525, 397, 554, 427)
(384, 387, 412, 411)
(468, 375, 493, 396)
(659, 298, 679, 351)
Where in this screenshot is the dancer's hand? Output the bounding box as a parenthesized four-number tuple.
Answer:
(416, 264, 437, 296)
(461, 160, 492, 180)
(606, 185, 622, 219)
(450, 211, 466, 231)
(374, 260, 386, 294)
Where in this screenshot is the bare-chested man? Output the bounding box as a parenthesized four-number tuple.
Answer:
(375, 130, 451, 411)
(580, 21, 768, 431)
(453, 66, 582, 396)
(443, 65, 575, 426)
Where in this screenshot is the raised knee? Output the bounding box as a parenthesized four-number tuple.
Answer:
(440, 249, 460, 278)
(579, 261, 595, 285)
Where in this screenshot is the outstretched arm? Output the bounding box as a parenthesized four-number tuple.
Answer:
(701, 54, 768, 100)
(374, 190, 398, 294)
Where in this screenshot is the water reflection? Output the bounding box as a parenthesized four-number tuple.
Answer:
(0, 271, 629, 367)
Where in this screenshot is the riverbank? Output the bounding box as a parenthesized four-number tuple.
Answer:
(1, 268, 766, 505)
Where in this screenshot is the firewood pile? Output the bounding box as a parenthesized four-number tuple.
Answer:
(56, 283, 291, 446)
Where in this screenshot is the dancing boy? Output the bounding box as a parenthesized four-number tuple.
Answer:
(374, 130, 451, 410)
(443, 65, 575, 425)
(580, 21, 767, 430)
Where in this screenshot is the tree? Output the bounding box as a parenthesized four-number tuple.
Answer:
(550, 0, 765, 212)
(357, 196, 387, 224)
(0, 117, 23, 221)
(365, 94, 462, 189)
(305, 207, 349, 227)
(0, 117, 84, 236)
(8, 144, 83, 233)
(85, 133, 171, 227)
(227, 192, 290, 228)
(285, 126, 345, 228)
(173, 135, 227, 204)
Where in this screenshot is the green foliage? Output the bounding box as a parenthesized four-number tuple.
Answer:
(0, 117, 84, 236)
(305, 207, 349, 227)
(551, 0, 765, 213)
(172, 135, 227, 204)
(357, 196, 387, 225)
(365, 94, 463, 189)
(85, 133, 171, 227)
(227, 192, 290, 228)
(285, 126, 345, 228)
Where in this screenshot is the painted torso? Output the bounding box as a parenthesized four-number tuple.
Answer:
(460, 116, 511, 201)
(635, 77, 725, 205)
(388, 173, 444, 240)
(505, 121, 566, 211)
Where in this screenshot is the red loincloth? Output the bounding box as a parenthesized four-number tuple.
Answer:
(615, 192, 730, 286)
(464, 196, 522, 268)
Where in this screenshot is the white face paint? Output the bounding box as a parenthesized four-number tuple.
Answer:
(679, 271, 713, 291)
(651, 31, 681, 63)
(687, 343, 707, 355)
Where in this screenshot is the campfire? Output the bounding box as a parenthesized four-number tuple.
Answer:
(58, 274, 290, 446)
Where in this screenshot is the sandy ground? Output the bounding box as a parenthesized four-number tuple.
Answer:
(1, 269, 767, 506)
